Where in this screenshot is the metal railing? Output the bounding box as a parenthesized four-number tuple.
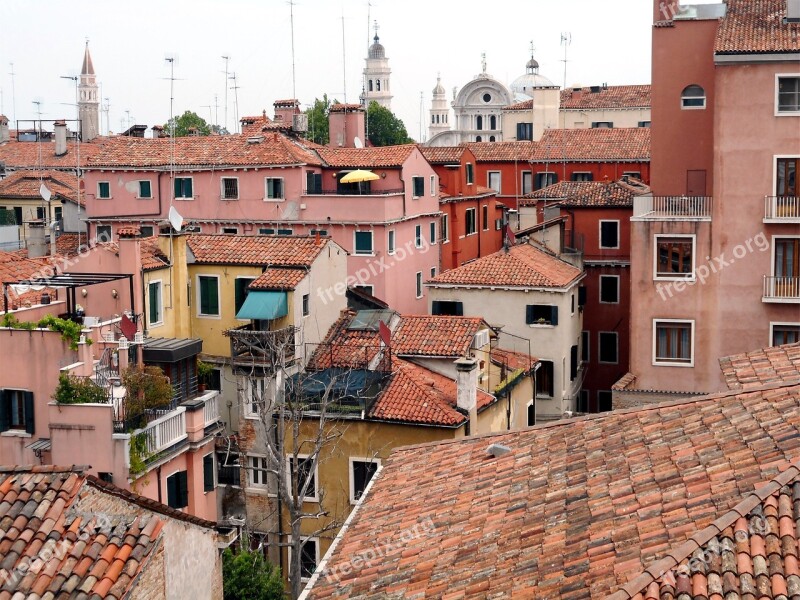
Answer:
(763, 276, 800, 301)
(95, 348, 119, 400)
(633, 196, 713, 219)
(302, 188, 404, 196)
(764, 196, 800, 221)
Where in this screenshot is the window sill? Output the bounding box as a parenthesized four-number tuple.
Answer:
(243, 414, 261, 421)
(263, 198, 286, 202)
(197, 313, 222, 320)
(652, 359, 694, 368)
(245, 487, 277, 497)
(354, 253, 375, 257)
(220, 198, 240, 202)
(598, 300, 620, 305)
(136, 197, 153, 200)
(175, 198, 195, 201)
(775, 111, 800, 117)
(1, 430, 32, 438)
(654, 276, 696, 283)
(528, 323, 555, 328)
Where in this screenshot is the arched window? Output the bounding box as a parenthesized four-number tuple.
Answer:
(444, 115, 447, 123)
(431, 115, 435, 124)
(490, 115, 497, 130)
(476, 115, 483, 131)
(681, 84, 706, 109)
(476, 135, 482, 142)
(376, 80, 381, 91)
(489, 135, 496, 142)
(368, 80, 373, 92)
(436, 115, 440, 123)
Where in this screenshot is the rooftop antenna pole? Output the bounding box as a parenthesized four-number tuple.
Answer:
(419, 91, 423, 142)
(221, 56, 230, 134)
(560, 32, 572, 182)
(229, 73, 240, 133)
(9, 63, 16, 131)
(289, 0, 297, 102)
(103, 97, 110, 135)
(165, 56, 176, 205)
(342, 12, 348, 105)
(213, 93, 219, 131)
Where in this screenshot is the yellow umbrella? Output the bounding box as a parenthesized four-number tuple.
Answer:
(340, 170, 380, 183)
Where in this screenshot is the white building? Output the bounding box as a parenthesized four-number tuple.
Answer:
(362, 24, 392, 110)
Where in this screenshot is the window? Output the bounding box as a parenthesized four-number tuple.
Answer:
(98, 472, 113, 484)
(598, 332, 618, 364)
(465, 208, 477, 236)
(638, 121, 651, 128)
(412, 176, 424, 198)
(581, 331, 590, 363)
(388, 230, 396, 254)
(302, 294, 309, 317)
(681, 84, 706, 109)
(310, 229, 328, 237)
(174, 177, 193, 199)
(430, 267, 436, 278)
(599, 220, 619, 249)
(354, 284, 374, 296)
(277, 228, 292, 236)
(0, 389, 34, 433)
(598, 391, 613, 412)
(570, 344, 579, 381)
(578, 286, 587, 308)
(772, 323, 800, 345)
(430, 175, 436, 196)
(475, 136, 482, 142)
(265, 178, 284, 200)
(415, 225, 423, 248)
(655, 236, 694, 279)
(36, 206, 45, 220)
(526, 304, 558, 326)
(777, 76, 800, 114)
(429, 222, 436, 245)
(248, 455, 270, 488)
(577, 390, 589, 413)
(490, 115, 497, 130)
(516, 122, 533, 141)
(217, 453, 241, 486)
(488, 171, 501, 193)
(654, 320, 694, 366)
(416, 272, 423, 298)
(466, 163, 474, 185)
(431, 300, 463, 316)
(97, 181, 111, 199)
(198, 275, 220, 316)
(350, 458, 380, 503)
(203, 454, 215, 492)
(289, 455, 317, 502)
(571, 172, 593, 182)
(441, 214, 449, 242)
(54, 206, 62, 222)
(95, 225, 112, 243)
(235, 277, 255, 315)
(476, 115, 483, 131)
(520, 172, 533, 196)
(623, 171, 642, 180)
(138, 180, 152, 198)
(306, 171, 323, 194)
(259, 228, 275, 235)
(354, 231, 373, 255)
(774, 238, 800, 289)
(536, 361, 554, 397)
(535, 172, 558, 189)
(599, 275, 619, 303)
(482, 205, 489, 230)
(166, 471, 188, 509)
(148, 280, 162, 325)
(591, 121, 614, 128)
(222, 227, 238, 234)
(289, 537, 319, 581)
(245, 378, 267, 418)
(140, 225, 154, 238)
(776, 158, 798, 197)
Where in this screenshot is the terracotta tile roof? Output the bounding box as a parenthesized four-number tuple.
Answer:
(0, 251, 54, 282)
(0, 169, 82, 205)
(240, 112, 273, 136)
(462, 141, 534, 162)
(392, 315, 488, 357)
(329, 103, 365, 112)
(521, 179, 650, 208)
(533, 127, 650, 162)
(440, 185, 496, 202)
(0, 465, 163, 599)
(368, 357, 495, 426)
(559, 85, 651, 109)
(305, 381, 800, 599)
(248, 267, 307, 291)
(84, 133, 321, 168)
(519, 181, 602, 205)
(719, 342, 800, 390)
(316, 144, 417, 168)
(428, 242, 582, 288)
(418, 146, 465, 164)
(12, 233, 91, 261)
(490, 348, 538, 373)
(501, 99, 534, 111)
(0, 139, 102, 170)
(140, 237, 170, 271)
(116, 225, 140, 238)
(610, 462, 800, 600)
(187, 234, 327, 267)
(715, 0, 800, 54)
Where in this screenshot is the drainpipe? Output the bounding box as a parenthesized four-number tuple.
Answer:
(157, 465, 163, 503)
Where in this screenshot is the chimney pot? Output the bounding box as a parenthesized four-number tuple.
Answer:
(54, 120, 68, 156)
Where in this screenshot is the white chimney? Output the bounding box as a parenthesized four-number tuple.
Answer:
(54, 120, 68, 156)
(0, 115, 9, 144)
(788, 0, 800, 21)
(455, 357, 479, 434)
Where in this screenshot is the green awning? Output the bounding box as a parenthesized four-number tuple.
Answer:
(236, 291, 288, 320)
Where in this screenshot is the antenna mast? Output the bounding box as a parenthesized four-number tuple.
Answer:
(229, 73, 241, 133)
(9, 63, 16, 130)
(289, 0, 297, 102)
(165, 56, 176, 206)
(221, 55, 230, 133)
(342, 13, 348, 105)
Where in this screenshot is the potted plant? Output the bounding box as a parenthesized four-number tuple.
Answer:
(197, 360, 213, 392)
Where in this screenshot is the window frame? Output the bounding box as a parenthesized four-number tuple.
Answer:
(681, 84, 706, 110)
(770, 321, 800, 346)
(148, 279, 163, 327)
(581, 330, 590, 363)
(412, 176, 425, 198)
(288, 454, 319, 503)
(652, 319, 695, 367)
(591, 121, 614, 129)
(571, 172, 594, 182)
(430, 175, 436, 196)
(441, 214, 449, 243)
(387, 229, 396, 255)
(219, 177, 239, 200)
(464, 208, 477, 236)
(287, 536, 320, 582)
(465, 163, 474, 185)
(654, 234, 696, 281)
(487, 171, 501, 194)
(415, 271, 423, 299)
(197, 274, 221, 318)
(535, 172, 558, 190)
(234, 276, 256, 318)
(165, 469, 189, 509)
(598, 332, 619, 365)
(415, 224, 423, 249)
(140, 225, 155, 238)
(97, 181, 111, 199)
(599, 220, 620, 250)
(482, 204, 489, 231)
(535, 360, 554, 397)
(95, 225, 112, 243)
(349, 457, 381, 504)
(521, 171, 533, 195)
(353, 230, 374, 256)
(243, 377, 267, 419)
(776, 74, 800, 116)
(203, 452, 215, 493)
(302, 293, 310, 317)
(137, 180, 152, 199)
(599, 274, 620, 304)
(429, 221, 436, 245)
(0, 389, 34, 434)
(265, 177, 285, 201)
(174, 176, 194, 200)
(246, 453, 273, 493)
(774, 155, 799, 197)
(526, 304, 558, 327)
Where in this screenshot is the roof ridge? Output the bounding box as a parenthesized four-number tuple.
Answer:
(0, 464, 89, 474)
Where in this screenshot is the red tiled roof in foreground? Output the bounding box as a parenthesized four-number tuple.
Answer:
(249, 267, 307, 291)
(463, 141, 534, 162)
(428, 242, 582, 289)
(533, 127, 651, 162)
(316, 144, 417, 168)
(719, 342, 800, 390)
(715, 0, 800, 55)
(0, 169, 82, 205)
(187, 234, 328, 267)
(305, 380, 800, 599)
(521, 179, 650, 208)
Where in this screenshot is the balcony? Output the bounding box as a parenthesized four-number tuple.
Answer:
(633, 196, 713, 221)
(224, 325, 298, 368)
(764, 196, 800, 223)
(763, 276, 800, 303)
(139, 408, 188, 455)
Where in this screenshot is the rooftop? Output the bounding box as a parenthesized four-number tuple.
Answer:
(559, 84, 651, 110)
(719, 342, 800, 390)
(533, 127, 651, 162)
(0, 139, 102, 169)
(187, 234, 328, 267)
(521, 179, 650, 208)
(316, 144, 417, 168)
(428, 242, 582, 289)
(462, 141, 535, 162)
(715, 0, 800, 55)
(418, 146, 467, 165)
(305, 380, 800, 599)
(249, 267, 308, 291)
(0, 170, 82, 205)
(392, 315, 489, 357)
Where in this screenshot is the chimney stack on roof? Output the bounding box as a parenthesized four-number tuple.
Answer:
(0, 115, 9, 144)
(455, 357, 479, 435)
(54, 120, 68, 157)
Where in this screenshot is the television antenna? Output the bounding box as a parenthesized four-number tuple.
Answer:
(9, 63, 16, 129)
(221, 55, 230, 133)
(229, 73, 241, 133)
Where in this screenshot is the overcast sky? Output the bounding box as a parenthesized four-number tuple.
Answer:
(2, 0, 683, 142)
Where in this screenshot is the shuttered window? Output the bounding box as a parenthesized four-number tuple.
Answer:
(166, 470, 189, 509)
(203, 454, 215, 492)
(199, 276, 220, 316)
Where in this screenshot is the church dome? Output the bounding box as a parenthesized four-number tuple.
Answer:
(526, 58, 539, 71)
(432, 76, 446, 96)
(369, 34, 385, 59)
(511, 56, 555, 97)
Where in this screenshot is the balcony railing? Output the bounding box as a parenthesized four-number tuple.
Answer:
(763, 276, 800, 302)
(633, 196, 713, 220)
(139, 408, 187, 455)
(203, 392, 220, 427)
(303, 188, 404, 196)
(764, 196, 800, 222)
(225, 325, 298, 367)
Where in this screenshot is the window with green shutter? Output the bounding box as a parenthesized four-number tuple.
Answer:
(174, 177, 193, 199)
(148, 281, 162, 324)
(97, 181, 111, 199)
(203, 454, 215, 492)
(199, 276, 219, 316)
(138, 180, 152, 198)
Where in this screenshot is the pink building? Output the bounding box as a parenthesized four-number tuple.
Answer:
(618, 0, 800, 405)
(82, 130, 440, 313)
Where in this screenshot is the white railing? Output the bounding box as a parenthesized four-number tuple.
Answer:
(764, 196, 800, 221)
(763, 276, 800, 301)
(203, 392, 219, 427)
(140, 407, 187, 455)
(633, 196, 713, 219)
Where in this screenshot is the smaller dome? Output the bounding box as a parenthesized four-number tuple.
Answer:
(368, 34, 385, 59)
(432, 77, 445, 96)
(526, 58, 539, 71)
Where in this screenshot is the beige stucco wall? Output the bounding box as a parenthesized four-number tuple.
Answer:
(560, 108, 651, 129)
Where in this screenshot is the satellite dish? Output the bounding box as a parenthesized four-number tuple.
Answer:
(168, 206, 184, 232)
(39, 183, 52, 202)
(353, 136, 364, 148)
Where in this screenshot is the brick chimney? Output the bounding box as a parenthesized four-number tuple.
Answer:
(455, 357, 479, 434)
(274, 99, 300, 124)
(54, 120, 68, 156)
(328, 104, 366, 148)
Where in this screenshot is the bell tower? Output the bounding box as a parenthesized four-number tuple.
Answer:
(78, 42, 100, 141)
(362, 21, 392, 110)
(428, 74, 451, 140)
